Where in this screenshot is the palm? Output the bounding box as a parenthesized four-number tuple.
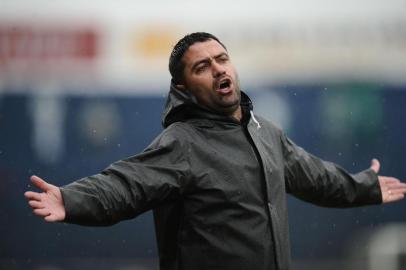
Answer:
(379, 176, 406, 203)
(24, 175, 66, 222)
(370, 159, 406, 204)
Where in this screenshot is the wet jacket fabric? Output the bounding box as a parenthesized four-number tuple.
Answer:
(60, 85, 382, 270)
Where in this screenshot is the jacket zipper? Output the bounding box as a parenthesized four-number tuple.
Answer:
(242, 119, 282, 270)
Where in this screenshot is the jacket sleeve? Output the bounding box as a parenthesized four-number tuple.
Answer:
(60, 131, 190, 226)
(281, 132, 382, 207)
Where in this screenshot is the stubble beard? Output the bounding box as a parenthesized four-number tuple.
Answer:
(186, 74, 242, 116)
(214, 80, 241, 116)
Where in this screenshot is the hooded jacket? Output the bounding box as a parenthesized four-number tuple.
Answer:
(61, 84, 382, 270)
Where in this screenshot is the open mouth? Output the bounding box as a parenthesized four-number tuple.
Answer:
(216, 78, 232, 94)
(219, 80, 230, 89)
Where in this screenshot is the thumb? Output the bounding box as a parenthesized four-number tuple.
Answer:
(370, 158, 380, 174)
(30, 175, 52, 192)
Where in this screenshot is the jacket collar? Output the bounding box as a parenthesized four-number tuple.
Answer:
(162, 82, 254, 128)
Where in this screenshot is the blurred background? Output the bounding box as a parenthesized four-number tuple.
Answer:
(1, 0, 406, 269)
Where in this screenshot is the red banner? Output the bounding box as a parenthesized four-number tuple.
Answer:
(0, 25, 98, 66)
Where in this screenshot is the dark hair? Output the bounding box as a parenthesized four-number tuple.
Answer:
(169, 32, 227, 84)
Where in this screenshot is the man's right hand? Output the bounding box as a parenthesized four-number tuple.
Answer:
(24, 175, 66, 222)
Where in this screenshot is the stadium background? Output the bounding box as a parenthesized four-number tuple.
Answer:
(1, 0, 405, 269)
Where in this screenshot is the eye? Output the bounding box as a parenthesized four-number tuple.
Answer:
(218, 55, 229, 63)
(195, 64, 208, 74)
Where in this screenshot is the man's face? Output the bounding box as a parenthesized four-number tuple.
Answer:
(178, 39, 241, 116)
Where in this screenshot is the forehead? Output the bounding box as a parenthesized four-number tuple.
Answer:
(182, 39, 227, 67)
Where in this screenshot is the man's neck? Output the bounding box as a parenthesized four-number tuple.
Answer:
(230, 106, 242, 122)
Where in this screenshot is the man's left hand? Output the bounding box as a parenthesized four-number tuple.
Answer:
(370, 159, 406, 203)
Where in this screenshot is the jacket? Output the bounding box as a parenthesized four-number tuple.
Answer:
(60, 84, 382, 270)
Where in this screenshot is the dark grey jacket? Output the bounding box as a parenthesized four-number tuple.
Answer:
(61, 85, 382, 270)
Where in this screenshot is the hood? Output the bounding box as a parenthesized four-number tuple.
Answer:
(162, 82, 254, 128)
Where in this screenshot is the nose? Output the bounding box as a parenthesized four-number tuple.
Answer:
(211, 61, 226, 78)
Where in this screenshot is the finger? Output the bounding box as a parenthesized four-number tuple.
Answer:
(391, 188, 406, 195)
(380, 176, 403, 184)
(30, 175, 51, 192)
(33, 208, 50, 217)
(28, 200, 44, 209)
(388, 188, 406, 193)
(384, 189, 406, 197)
(370, 159, 380, 174)
(386, 193, 405, 203)
(386, 183, 406, 190)
(24, 191, 42, 201)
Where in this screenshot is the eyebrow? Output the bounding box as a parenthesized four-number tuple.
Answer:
(191, 52, 229, 72)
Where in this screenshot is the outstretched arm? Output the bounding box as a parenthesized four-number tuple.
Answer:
(282, 131, 401, 207)
(24, 130, 190, 226)
(24, 175, 66, 222)
(370, 159, 406, 203)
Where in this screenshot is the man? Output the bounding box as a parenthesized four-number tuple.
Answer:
(25, 32, 406, 270)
